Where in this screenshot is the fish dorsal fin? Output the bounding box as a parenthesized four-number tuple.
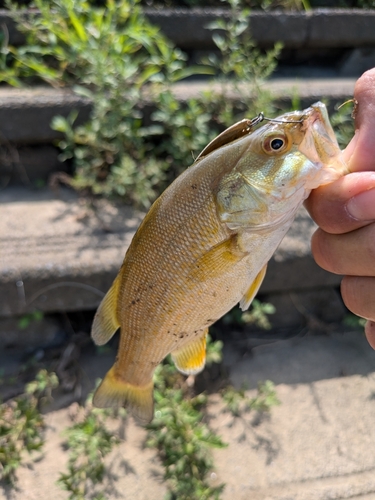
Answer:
(239, 263, 268, 311)
(196, 115, 262, 161)
(93, 366, 154, 425)
(91, 277, 121, 346)
(171, 330, 208, 375)
(190, 234, 247, 282)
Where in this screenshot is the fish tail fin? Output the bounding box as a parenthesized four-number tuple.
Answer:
(91, 277, 121, 346)
(93, 365, 154, 425)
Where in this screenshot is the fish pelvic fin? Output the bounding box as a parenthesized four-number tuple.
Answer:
(91, 277, 121, 346)
(93, 366, 154, 425)
(171, 329, 208, 376)
(239, 263, 267, 311)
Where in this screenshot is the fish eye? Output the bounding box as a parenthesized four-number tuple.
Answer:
(262, 134, 289, 155)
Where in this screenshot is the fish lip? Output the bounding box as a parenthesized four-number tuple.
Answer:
(298, 101, 349, 184)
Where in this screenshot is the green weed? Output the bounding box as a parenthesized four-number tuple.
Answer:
(0, 370, 58, 485)
(222, 299, 276, 330)
(242, 299, 276, 330)
(206, 334, 224, 366)
(141, 0, 309, 10)
(222, 380, 280, 417)
(17, 310, 44, 330)
(146, 356, 227, 500)
(57, 399, 123, 500)
(343, 313, 366, 329)
(330, 101, 355, 150)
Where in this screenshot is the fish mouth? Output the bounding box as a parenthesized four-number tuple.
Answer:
(298, 102, 349, 185)
(303, 102, 339, 149)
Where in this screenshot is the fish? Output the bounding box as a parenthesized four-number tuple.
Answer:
(91, 102, 347, 424)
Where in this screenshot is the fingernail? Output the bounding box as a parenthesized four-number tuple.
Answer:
(346, 188, 375, 220)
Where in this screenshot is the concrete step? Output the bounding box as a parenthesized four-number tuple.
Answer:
(0, 186, 342, 319)
(0, 79, 356, 145)
(2, 7, 375, 79)
(2, 8, 375, 51)
(0, 87, 92, 145)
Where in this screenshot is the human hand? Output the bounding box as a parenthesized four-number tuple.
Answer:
(305, 68, 375, 348)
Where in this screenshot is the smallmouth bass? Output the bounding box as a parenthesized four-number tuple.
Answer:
(91, 102, 347, 424)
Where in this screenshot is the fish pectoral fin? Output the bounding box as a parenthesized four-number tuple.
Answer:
(190, 235, 247, 281)
(239, 263, 268, 311)
(93, 365, 154, 425)
(91, 277, 121, 346)
(171, 330, 208, 376)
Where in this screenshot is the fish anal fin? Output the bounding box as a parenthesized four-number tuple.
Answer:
(239, 264, 267, 311)
(171, 330, 208, 376)
(91, 277, 121, 346)
(93, 366, 154, 425)
(190, 235, 247, 281)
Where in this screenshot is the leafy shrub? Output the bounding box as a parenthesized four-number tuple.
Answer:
(3, 0, 282, 207)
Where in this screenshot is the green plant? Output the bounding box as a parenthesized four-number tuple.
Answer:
(206, 334, 224, 366)
(17, 310, 44, 329)
(343, 313, 366, 329)
(146, 340, 226, 500)
(5, 0, 210, 207)
(222, 379, 280, 417)
(330, 100, 355, 150)
(206, 0, 282, 117)
(151, 0, 283, 175)
(4, 0, 282, 207)
(242, 299, 276, 330)
(0, 370, 58, 485)
(140, 0, 309, 9)
(222, 299, 276, 330)
(57, 393, 125, 500)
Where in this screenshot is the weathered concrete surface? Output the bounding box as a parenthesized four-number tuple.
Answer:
(0, 87, 91, 145)
(172, 78, 357, 106)
(0, 145, 64, 185)
(0, 187, 341, 317)
(211, 331, 375, 499)
(2, 331, 375, 499)
(2, 8, 375, 50)
(145, 8, 375, 50)
(0, 79, 356, 146)
(0, 187, 143, 316)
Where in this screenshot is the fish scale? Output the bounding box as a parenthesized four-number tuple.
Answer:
(91, 102, 348, 424)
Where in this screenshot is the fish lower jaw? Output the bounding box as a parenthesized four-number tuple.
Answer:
(306, 154, 348, 190)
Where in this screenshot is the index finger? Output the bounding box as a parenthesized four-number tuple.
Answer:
(305, 171, 375, 234)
